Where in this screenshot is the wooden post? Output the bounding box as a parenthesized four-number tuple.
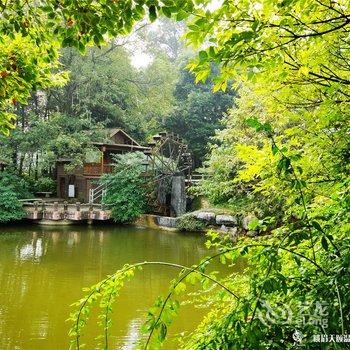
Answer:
(88, 204, 94, 223)
(41, 201, 46, 220)
(101, 146, 106, 174)
(53, 201, 59, 220)
(64, 201, 68, 219)
(75, 202, 81, 221)
(33, 201, 38, 220)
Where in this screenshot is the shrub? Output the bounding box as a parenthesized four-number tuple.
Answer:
(0, 169, 32, 199)
(0, 172, 25, 223)
(32, 177, 56, 194)
(177, 214, 207, 232)
(100, 152, 148, 223)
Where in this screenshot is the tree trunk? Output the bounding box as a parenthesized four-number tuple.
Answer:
(18, 154, 25, 176)
(34, 152, 39, 181)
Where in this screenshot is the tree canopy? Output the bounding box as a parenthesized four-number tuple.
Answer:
(1, 1, 350, 349)
(165, 68, 235, 164)
(0, 0, 205, 134)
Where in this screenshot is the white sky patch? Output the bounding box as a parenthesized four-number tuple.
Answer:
(127, 20, 158, 69)
(130, 50, 153, 69)
(206, 0, 224, 12)
(254, 2, 263, 10)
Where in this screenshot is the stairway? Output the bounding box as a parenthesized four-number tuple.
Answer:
(89, 184, 106, 204)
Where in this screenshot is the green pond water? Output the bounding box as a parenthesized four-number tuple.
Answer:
(0, 224, 244, 350)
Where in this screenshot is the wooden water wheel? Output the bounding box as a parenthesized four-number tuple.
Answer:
(144, 132, 193, 215)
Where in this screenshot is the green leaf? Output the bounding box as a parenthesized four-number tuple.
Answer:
(199, 50, 208, 63)
(149, 5, 157, 22)
(245, 117, 261, 130)
(208, 46, 216, 58)
(272, 145, 279, 155)
(174, 282, 187, 295)
(159, 322, 167, 342)
(240, 246, 249, 255)
(176, 10, 188, 21)
(311, 221, 323, 232)
(321, 236, 329, 251)
(162, 7, 172, 18)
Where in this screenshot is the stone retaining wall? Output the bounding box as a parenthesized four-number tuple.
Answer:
(133, 214, 179, 230)
(174, 210, 259, 241)
(133, 211, 259, 240)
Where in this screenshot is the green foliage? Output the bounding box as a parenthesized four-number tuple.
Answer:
(3, 0, 345, 348)
(0, 35, 67, 135)
(140, 56, 179, 137)
(139, 18, 186, 62)
(68, 259, 232, 350)
(184, 1, 350, 347)
(185, 0, 350, 96)
(0, 171, 25, 223)
(1, 41, 181, 180)
(101, 152, 148, 223)
(69, 1, 349, 349)
(176, 214, 207, 232)
(53, 47, 149, 140)
(165, 68, 235, 164)
(0, 169, 32, 199)
(68, 264, 139, 350)
(0, 0, 204, 135)
(31, 177, 56, 194)
(0, 111, 104, 178)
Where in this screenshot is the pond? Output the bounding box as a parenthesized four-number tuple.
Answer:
(0, 224, 244, 350)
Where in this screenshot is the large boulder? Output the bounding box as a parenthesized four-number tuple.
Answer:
(157, 216, 178, 228)
(196, 211, 216, 224)
(216, 214, 237, 226)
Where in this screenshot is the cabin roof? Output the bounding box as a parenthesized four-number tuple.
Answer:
(92, 142, 150, 151)
(105, 128, 141, 147)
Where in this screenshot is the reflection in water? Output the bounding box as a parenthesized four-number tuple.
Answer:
(18, 238, 43, 261)
(67, 231, 81, 247)
(31, 312, 49, 339)
(122, 319, 142, 350)
(0, 225, 245, 350)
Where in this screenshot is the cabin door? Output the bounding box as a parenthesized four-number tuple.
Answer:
(59, 177, 66, 198)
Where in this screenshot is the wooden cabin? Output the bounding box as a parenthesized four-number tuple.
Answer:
(56, 129, 150, 202)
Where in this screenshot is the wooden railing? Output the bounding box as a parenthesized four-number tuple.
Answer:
(89, 184, 106, 204)
(83, 163, 113, 175)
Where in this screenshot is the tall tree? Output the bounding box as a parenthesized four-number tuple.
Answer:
(138, 18, 187, 62)
(165, 68, 235, 165)
(0, 0, 202, 135)
(48, 47, 146, 137)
